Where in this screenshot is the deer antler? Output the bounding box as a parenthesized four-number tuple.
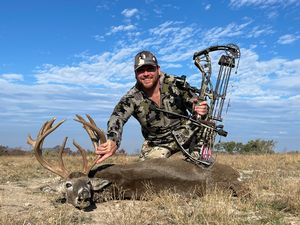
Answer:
(27, 118, 70, 178)
(74, 114, 107, 173)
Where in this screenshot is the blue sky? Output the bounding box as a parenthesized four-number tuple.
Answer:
(1, 0, 299, 153)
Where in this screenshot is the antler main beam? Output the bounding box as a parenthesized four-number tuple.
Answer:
(28, 115, 107, 178)
(27, 118, 70, 178)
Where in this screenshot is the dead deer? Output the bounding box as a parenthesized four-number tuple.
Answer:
(27, 115, 248, 210)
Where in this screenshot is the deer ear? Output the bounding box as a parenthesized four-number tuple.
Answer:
(90, 178, 111, 191)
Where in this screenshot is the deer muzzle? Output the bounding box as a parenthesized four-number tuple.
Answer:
(75, 187, 92, 209)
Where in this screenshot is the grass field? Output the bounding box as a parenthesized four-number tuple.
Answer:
(0, 153, 299, 225)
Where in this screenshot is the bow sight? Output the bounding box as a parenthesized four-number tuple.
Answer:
(173, 44, 241, 167)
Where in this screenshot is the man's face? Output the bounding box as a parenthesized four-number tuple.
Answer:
(135, 65, 160, 90)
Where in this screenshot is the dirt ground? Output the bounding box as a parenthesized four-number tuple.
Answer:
(1, 154, 300, 225)
(0, 176, 159, 225)
(0, 155, 153, 225)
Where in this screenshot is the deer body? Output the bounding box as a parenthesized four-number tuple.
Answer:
(28, 115, 248, 210)
(90, 158, 242, 200)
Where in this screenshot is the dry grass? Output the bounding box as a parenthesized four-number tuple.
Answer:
(0, 153, 299, 225)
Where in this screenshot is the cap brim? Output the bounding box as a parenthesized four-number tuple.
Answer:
(134, 62, 157, 71)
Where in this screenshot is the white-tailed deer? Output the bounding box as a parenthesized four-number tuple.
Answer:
(27, 115, 249, 210)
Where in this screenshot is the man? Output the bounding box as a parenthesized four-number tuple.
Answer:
(95, 50, 208, 163)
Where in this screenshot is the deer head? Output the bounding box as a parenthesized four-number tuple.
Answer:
(27, 114, 110, 209)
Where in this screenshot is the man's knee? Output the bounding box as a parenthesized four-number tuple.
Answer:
(140, 143, 171, 160)
(147, 147, 171, 159)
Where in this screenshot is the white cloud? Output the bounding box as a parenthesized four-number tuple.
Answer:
(121, 8, 139, 18)
(247, 25, 274, 38)
(34, 54, 135, 88)
(34, 20, 299, 103)
(0, 73, 24, 81)
(93, 34, 105, 42)
(229, 0, 300, 9)
(161, 63, 182, 69)
(108, 24, 136, 35)
(230, 49, 300, 103)
(267, 11, 279, 19)
(277, 34, 300, 44)
(149, 21, 183, 36)
(149, 22, 197, 62)
(96, 0, 118, 11)
(205, 4, 211, 10)
(202, 20, 253, 43)
(0, 76, 122, 125)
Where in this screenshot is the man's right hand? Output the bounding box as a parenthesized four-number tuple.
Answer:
(193, 99, 208, 116)
(95, 140, 117, 164)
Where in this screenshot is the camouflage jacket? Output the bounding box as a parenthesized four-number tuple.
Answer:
(107, 72, 197, 147)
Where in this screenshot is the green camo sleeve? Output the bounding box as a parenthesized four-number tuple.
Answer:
(107, 95, 135, 147)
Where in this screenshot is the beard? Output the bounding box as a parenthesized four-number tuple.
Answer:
(137, 73, 160, 91)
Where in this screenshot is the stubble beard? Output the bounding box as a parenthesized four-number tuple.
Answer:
(137, 73, 160, 91)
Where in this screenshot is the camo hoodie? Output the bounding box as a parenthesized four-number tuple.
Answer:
(107, 72, 197, 147)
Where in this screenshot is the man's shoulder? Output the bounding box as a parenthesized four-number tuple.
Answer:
(161, 72, 189, 91)
(120, 85, 144, 102)
(160, 72, 177, 83)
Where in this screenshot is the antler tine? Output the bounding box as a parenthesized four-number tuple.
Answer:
(74, 114, 107, 172)
(73, 115, 98, 174)
(27, 134, 36, 146)
(74, 114, 107, 147)
(57, 137, 70, 176)
(27, 118, 70, 178)
(38, 117, 56, 137)
(85, 114, 107, 144)
(85, 114, 107, 143)
(35, 117, 56, 149)
(74, 114, 97, 150)
(72, 140, 89, 174)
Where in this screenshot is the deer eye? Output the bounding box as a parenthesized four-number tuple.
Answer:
(65, 182, 72, 188)
(87, 180, 92, 186)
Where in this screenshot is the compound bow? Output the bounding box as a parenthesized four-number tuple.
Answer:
(173, 44, 241, 167)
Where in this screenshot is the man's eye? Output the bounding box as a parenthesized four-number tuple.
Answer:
(148, 67, 155, 72)
(137, 66, 156, 74)
(137, 68, 145, 73)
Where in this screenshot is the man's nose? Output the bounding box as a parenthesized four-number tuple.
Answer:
(143, 70, 150, 76)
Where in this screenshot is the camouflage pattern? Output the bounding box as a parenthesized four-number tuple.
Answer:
(134, 51, 158, 71)
(139, 139, 182, 160)
(107, 72, 198, 155)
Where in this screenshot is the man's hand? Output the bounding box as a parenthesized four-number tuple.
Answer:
(95, 140, 117, 164)
(193, 100, 208, 116)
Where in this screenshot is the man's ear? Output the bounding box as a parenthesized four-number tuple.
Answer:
(90, 178, 111, 191)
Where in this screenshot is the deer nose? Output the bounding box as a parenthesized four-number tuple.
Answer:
(78, 188, 91, 201)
